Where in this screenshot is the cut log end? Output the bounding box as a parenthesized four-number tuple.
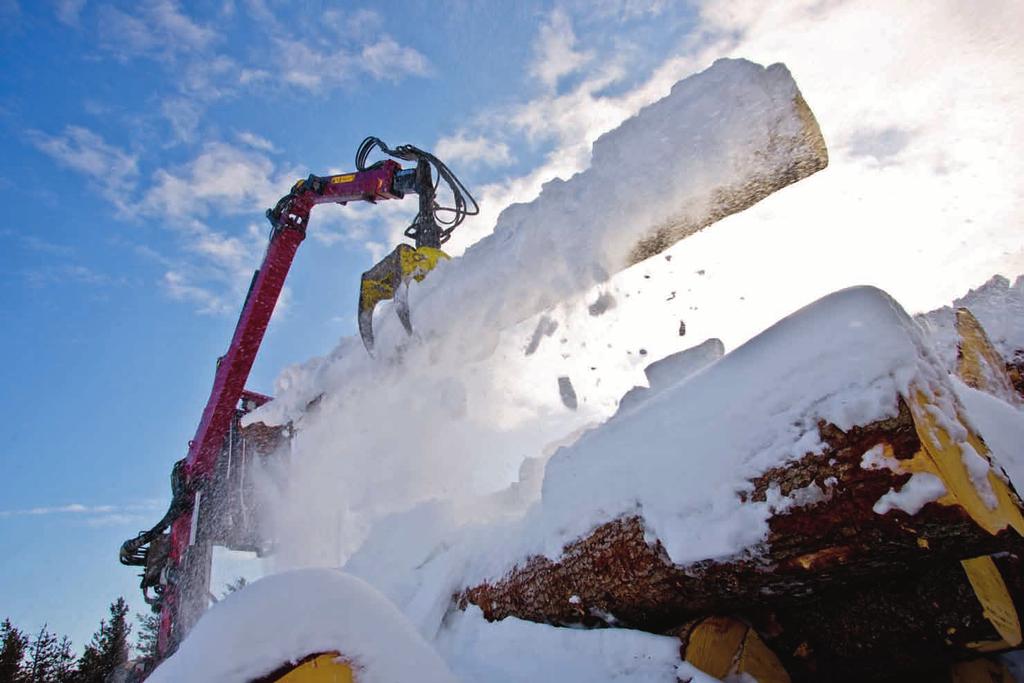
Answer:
(626, 87, 829, 266)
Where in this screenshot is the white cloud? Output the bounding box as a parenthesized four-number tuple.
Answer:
(144, 142, 294, 217)
(28, 125, 139, 210)
(164, 269, 230, 315)
(161, 98, 201, 143)
(529, 9, 594, 90)
(159, 218, 272, 316)
(54, 0, 86, 25)
(238, 68, 271, 85)
(360, 36, 431, 81)
(0, 500, 159, 519)
(237, 131, 276, 153)
(271, 38, 351, 91)
(17, 234, 75, 256)
(271, 34, 430, 93)
(321, 7, 382, 38)
(98, 0, 216, 62)
(435, 132, 513, 169)
(24, 264, 112, 288)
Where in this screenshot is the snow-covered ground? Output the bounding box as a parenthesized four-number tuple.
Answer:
(156, 52, 1024, 681)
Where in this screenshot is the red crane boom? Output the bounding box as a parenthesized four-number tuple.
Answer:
(120, 156, 418, 657)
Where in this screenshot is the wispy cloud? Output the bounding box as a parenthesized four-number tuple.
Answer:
(97, 0, 216, 62)
(161, 98, 202, 143)
(435, 132, 513, 169)
(360, 36, 431, 81)
(269, 34, 430, 94)
(28, 125, 139, 211)
(54, 0, 86, 26)
(158, 217, 270, 316)
(163, 270, 229, 315)
(571, 0, 670, 19)
(529, 9, 594, 90)
(12, 233, 75, 256)
(0, 503, 115, 516)
(0, 500, 161, 527)
(143, 142, 295, 217)
(236, 131, 276, 153)
(24, 263, 113, 288)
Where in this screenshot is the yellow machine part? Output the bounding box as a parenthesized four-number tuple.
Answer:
(683, 616, 790, 683)
(358, 245, 450, 350)
(894, 389, 1024, 538)
(273, 653, 354, 683)
(955, 307, 1020, 404)
(359, 245, 449, 312)
(399, 245, 448, 282)
(961, 555, 1023, 651)
(950, 657, 1015, 683)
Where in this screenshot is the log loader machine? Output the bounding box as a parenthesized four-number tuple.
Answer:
(118, 137, 477, 669)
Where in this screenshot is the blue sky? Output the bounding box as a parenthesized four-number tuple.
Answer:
(0, 0, 699, 650)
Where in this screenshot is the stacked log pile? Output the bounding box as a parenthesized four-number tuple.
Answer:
(458, 301, 1024, 681)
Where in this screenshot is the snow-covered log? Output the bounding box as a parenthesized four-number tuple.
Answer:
(458, 287, 1024, 678)
(149, 569, 457, 683)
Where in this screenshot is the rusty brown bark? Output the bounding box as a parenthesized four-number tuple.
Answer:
(459, 398, 1023, 633)
(1008, 352, 1024, 399)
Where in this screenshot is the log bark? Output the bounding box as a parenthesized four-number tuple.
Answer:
(460, 396, 1024, 632)
(746, 552, 1024, 681)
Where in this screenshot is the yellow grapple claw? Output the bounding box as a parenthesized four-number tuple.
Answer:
(358, 244, 448, 352)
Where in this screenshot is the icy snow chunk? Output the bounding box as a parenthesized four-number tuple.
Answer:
(617, 338, 724, 413)
(860, 444, 900, 472)
(149, 569, 456, 683)
(873, 473, 947, 516)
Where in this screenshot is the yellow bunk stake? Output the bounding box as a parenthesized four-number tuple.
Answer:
(950, 657, 1015, 683)
(955, 307, 1020, 404)
(961, 555, 1023, 651)
(682, 616, 790, 683)
(273, 652, 355, 683)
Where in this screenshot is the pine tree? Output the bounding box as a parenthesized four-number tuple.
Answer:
(74, 642, 103, 683)
(75, 599, 131, 683)
(0, 618, 28, 682)
(132, 613, 159, 672)
(51, 638, 74, 683)
(25, 625, 58, 682)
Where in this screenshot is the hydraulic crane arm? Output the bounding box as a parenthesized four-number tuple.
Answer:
(154, 160, 411, 655)
(119, 138, 476, 663)
(186, 159, 408, 480)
